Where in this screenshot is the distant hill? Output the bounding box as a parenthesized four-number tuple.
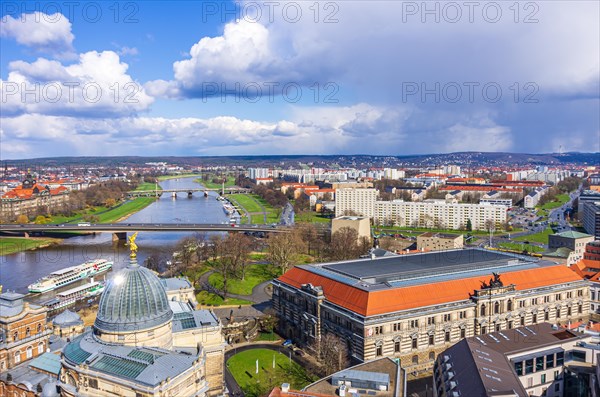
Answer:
(1, 152, 598, 168)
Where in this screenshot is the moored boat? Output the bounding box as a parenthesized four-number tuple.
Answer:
(28, 259, 113, 293)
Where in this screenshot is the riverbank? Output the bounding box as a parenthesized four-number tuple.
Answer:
(157, 173, 200, 181)
(0, 237, 61, 256)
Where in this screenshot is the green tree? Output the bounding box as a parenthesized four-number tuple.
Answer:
(466, 219, 473, 231)
(34, 215, 47, 224)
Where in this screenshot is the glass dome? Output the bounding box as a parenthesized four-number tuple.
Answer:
(94, 261, 173, 334)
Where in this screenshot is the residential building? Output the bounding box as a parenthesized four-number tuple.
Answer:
(0, 352, 62, 397)
(332, 216, 371, 243)
(273, 249, 588, 378)
(582, 201, 600, 239)
(480, 197, 513, 207)
(335, 188, 379, 218)
(577, 190, 600, 219)
(374, 200, 507, 230)
(416, 233, 463, 251)
(433, 323, 596, 397)
(0, 292, 52, 372)
(548, 231, 595, 264)
(524, 187, 549, 209)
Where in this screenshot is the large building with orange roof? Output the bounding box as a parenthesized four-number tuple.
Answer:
(273, 249, 589, 378)
(0, 173, 69, 220)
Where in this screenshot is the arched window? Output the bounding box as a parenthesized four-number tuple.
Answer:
(412, 355, 418, 364)
(507, 300, 513, 311)
(494, 302, 500, 314)
(480, 304, 486, 316)
(13, 331, 18, 341)
(25, 327, 30, 337)
(38, 342, 44, 355)
(37, 324, 42, 333)
(26, 346, 33, 359)
(14, 351, 21, 364)
(429, 352, 435, 361)
(556, 308, 560, 319)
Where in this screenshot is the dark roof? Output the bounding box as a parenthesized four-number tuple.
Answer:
(321, 249, 534, 281)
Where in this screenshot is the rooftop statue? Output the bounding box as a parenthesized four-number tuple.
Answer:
(128, 231, 139, 258)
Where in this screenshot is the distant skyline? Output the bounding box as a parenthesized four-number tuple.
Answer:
(1, 1, 599, 159)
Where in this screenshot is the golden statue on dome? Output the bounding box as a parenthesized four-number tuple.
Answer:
(128, 232, 139, 258)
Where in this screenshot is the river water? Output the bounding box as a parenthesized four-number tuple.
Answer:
(0, 177, 231, 294)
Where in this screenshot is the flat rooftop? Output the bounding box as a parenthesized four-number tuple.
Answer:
(319, 249, 541, 284)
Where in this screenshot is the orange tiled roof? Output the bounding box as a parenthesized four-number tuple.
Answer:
(279, 265, 583, 317)
(2, 184, 68, 200)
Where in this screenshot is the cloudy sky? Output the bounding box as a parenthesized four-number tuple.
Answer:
(0, 1, 598, 159)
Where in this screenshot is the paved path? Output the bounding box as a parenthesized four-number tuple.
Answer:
(198, 269, 273, 305)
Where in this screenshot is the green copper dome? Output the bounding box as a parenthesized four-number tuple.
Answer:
(94, 261, 173, 334)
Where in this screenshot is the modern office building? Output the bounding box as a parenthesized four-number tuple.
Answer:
(582, 201, 600, 239)
(335, 189, 379, 218)
(373, 200, 507, 230)
(273, 249, 588, 377)
(433, 323, 596, 397)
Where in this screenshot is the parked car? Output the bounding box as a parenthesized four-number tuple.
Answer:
(282, 339, 293, 347)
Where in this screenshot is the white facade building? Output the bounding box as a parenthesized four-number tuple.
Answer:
(335, 188, 379, 218)
(374, 200, 507, 230)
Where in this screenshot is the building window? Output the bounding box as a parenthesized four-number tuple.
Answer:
(567, 292, 573, 299)
(428, 334, 435, 345)
(507, 300, 513, 311)
(410, 320, 419, 328)
(555, 293, 561, 301)
(375, 326, 384, 335)
(556, 352, 564, 366)
(592, 291, 596, 301)
(577, 289, 583, 297)
(412, 355, 418, 365)
(443, 314, 451, 322)
(394, 341, 400, 352)
(544, 296, 550, 303)
(546, 354, 555, 368)
(37, 323, 42, 333)
(429, 352, 435, 361)
(567, 307, 572, 316)
(89, 379, 98, 389)
(37, 342, 44, 354)
(532, 298, 538, 305)
(544, 311, 549, 321)
(532, 314, 537, 324)
(521, 316, 526, 326)
(376, 345, 383, 356)
(26, 346, 32, 359)
(554, 370, 559, 380)
(412, 337, 418, 350)
(14, 351, 21, 364)
(556, 308, 561, 319)
(25, 327, 30, 337)
(536, 357, 544, 372)
(514, 361, 523, 376)
(494, 302, 500, 314)
(459, 311, 466, 319)
(13, 331, 18, 341)
(445, 330, 450, 342)
(508, 321, 513, 329)
(427, 317, 435, 326)
(525, 359, 534, 374)
(460, 328, 466, 339)
(578, 304, 583, 314)
(480, 304, 486, 316)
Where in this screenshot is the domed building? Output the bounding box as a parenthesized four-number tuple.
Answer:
(58, 236, 225, 397)
(52, 310, 84, 339)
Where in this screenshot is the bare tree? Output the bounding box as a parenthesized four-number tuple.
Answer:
(312, 333, 350, 375)
(266, 231, 305, 275)
(329, 227, 361, 261)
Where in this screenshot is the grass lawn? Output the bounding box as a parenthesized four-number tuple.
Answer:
(249, 253, 267, 261)
(135, 182, 162, 191)
(157, 173, 201, 181)
(0, 237, 60, 256)
(195, 290, 252, 306)
(497, 242, 545, 253)
(227, 349, 316, 396)
(252, 195, 280, 223)
(95, 198, 155, 223)
(514, 227, 554, 244)
(256, 331, 280, 341)
(195, 175, 237, 189)
(209, 264, 276, 296)
(230, 194, 264, 213)
(296, 211, 332, 223)
(537, 194, 570, 211)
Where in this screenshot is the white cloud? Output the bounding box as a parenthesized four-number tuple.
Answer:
(0, 12, 75, 58)
(1, 51, 154, 118)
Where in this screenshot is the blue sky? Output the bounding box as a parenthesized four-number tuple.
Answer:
(0, 0, 598, 159)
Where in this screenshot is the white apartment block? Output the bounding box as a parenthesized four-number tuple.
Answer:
(248, 168, 271, 180)
(374, 200, 507, 230)
(335, 188, 379, 217)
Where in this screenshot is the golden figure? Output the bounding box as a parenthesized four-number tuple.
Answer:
(128, 232, 139, 258)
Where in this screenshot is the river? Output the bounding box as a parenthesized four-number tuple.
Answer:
(0, 177, 232, 294)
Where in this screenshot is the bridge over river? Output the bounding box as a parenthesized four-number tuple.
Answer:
(0, 223, 289, 241)
(127, 187, 251, 198)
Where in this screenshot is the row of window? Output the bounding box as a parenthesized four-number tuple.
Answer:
(13, 342, 45, 364)
(11, 323, 43, 341)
